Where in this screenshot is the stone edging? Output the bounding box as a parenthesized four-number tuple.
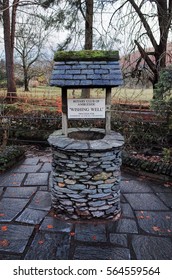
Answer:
(122, 151, 172, 179)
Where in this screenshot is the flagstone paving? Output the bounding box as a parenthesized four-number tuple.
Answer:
(0, 148, 172, 260)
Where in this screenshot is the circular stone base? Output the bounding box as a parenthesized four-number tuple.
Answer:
(48, 128, 124, 220)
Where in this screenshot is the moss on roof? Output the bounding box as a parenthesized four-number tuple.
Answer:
(54, 50, 119, 61)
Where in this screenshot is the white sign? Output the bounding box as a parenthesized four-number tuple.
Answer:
(68, 99, 105, 119)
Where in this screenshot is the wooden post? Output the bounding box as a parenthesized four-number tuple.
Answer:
(105, 87, 111, 134)
(62, 88, 68, 136)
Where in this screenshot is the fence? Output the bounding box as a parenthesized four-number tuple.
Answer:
(0, 89, 168, 151)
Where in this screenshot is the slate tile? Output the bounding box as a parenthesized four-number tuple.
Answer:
(10, 164, 42, 173)
(74, 245, 130, 260)
(40, 163, 52, 172)
(116, 218, 138, 234)
(24, 173, 49, 186)
(22, 158, 40, 165)
(135, 210, 172, 236)
(3, 187, 37, 198)
(120, 180, 153, 193)
(124, 193, 169, 210)
(40, 216, 72, 233)
(28, 191, 51, 211)
(0, 198, 29, 222)
(132, 235, 172, 259)
(121, 203, 135, 218)
(0, 224, 34, 254)
(24, 232, 70, 260)
(110, 233, 128, 247)
(150, 184, 172, 193)
(156, 193, 172, 208)
(0, 254, 22, 260)
(0, 173, 26, 187)
(75, 223, 107, 242)
(16, 208, 48, 224)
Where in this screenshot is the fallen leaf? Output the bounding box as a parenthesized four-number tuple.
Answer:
(167, 229, 171, 233)
(92, 235, 97, 241)
(0, 239, 10, 247)
(152, 226, 161, 232)
(47, 224, 53, 229)
(1, 225, 8, 231)
(137, 216, 144, 219)
(0, 213, 5, 217)
(166, 215, 171, 220)
(70, 232, 75, 236)
(38, 240, 44, 245)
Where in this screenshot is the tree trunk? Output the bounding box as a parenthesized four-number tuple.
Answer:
(3, 0, 18, 102)
(81, 0, 93, 98)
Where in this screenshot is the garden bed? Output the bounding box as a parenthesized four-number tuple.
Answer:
(0, 145, 25, 173)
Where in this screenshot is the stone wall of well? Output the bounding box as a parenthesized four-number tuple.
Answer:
(48, 128, 124, 219)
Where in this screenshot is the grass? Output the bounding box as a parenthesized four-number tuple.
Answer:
(0, 86, 153, 107)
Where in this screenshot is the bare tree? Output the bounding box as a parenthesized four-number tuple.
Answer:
(108, 0, 172, 97)
(15, 13, 51, 91)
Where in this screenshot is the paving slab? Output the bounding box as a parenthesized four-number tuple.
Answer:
(40, 163, 52, 172)
(0, 198, 29, 222)
(40, 216, 72, 233)
(116, 218, 138, 234)
(0, 189, 3, 196)
(0, 224, 34, 254)
(156, 192, 172, 209)
(24, 232, 70, 260)
(0, 173, 26, 187)
(120, 180, 154, 193)
(3, 187, 37, 198)
(135, 210, 172, 236)
(132, 235, 172, 260)
(124, 193, 169, 211)
(74, 245, 131, 260)
(0, 254, 22, 260)
(110, 233, 128, 247)
(16, 208, 48, 225)
(28, 191, 51, 211)
(22, 157, 40, 165)
(75, 223, 107, 242)
(10, 164, 42, 173)
(121, 203, 135, 218)
(24, 173, 49, 186)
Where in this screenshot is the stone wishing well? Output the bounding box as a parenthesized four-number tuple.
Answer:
(48, 50, 124, 219)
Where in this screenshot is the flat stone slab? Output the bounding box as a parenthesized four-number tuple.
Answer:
(0, 198, 29, 222)
(136, 210, 172, 235)
(40, 163, 52, 172)
(156, 193, 172, 208)
(75, 223, 107, 242)
(120, 180, 153, 193)
(22, 157, 40, 165)
(121, 203, 135, 218)
(16, 208, 48, 224)
(116, 218, 138, 234)
(110, 233, 128, 247)
(24, 173, 49, 186)
(0, 224, 34, 254)
(124, 193, 169, 210)
(0, 173, 26, 187)
(3, 187, 37, 198)
(0, 254, 22, 260)
(132, 235, 172, 259)
(10, 164, 42, 173)
(150, 184, 172, 193)
(74, 245, 130, 260)
(28, 191, 51, 211)
(25, 232, 70, 260)
(0, 189, 3, 196)
(40, 216, 72, 233)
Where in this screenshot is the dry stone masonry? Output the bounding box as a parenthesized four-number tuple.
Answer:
(48, 128, 124, 219)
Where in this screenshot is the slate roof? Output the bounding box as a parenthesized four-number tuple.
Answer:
(50, 60, 123, 88)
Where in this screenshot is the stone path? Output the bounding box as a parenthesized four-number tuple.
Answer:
(0, 148, 172, 260)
